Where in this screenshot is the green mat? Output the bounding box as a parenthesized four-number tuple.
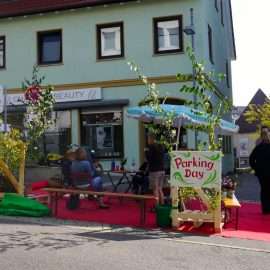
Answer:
(0, 193, 50, 217)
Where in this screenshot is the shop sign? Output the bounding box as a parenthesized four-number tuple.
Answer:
(170, 151, 222, 189)
(53, 88, 102, 103)
(2, 88, 102, 106)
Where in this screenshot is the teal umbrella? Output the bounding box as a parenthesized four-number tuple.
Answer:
(127, 105, 238, 133)
(127, 105, 238, 149)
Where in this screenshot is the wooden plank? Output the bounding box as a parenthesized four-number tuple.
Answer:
(0, 159, 20, 193)
(178, 212, 213, 220)
(44, 187, 157, 200)
(214, 192, 222, 233)
(171, 186, 180, 228)
(18, 145, 26, 195)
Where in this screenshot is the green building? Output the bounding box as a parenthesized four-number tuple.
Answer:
(0, 0, 236, 172)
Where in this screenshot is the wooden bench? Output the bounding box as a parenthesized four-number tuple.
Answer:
(222, 194, 241, 230)
(44, 187, 157, 226)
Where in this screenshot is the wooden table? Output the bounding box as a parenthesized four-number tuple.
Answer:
(222, 194, 241, 230)
(104, 170, 137, 192)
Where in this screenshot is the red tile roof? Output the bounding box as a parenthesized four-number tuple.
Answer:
(0, 0, 136, 18)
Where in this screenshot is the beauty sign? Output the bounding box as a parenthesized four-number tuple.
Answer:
(170, 151, 222, 189)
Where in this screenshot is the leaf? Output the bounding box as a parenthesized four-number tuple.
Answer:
(173, 172, 189, 185)
(203, 153, 221, 161)
(202, 170, 217, 187)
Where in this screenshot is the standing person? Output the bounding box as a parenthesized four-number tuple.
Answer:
(145, 133, 165, 205)
(256, 126, 269, 145)
(249, 129, 270, 214)
(70, 147, 108, 209)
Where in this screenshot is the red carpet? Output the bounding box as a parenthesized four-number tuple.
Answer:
(56, 196, 157, 228)
(53, 197, 270, 242)
(220, 202, 270, 242)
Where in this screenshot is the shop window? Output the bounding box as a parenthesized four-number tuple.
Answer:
(0, 36, 5, 69)
(7, 112, 24, 130)
(37, 30, 62, 65)
(43, 111, 71, 155)
(81, 111, 124, 159)
(153, 15, 183, 54)
(96, 22, 124, 59)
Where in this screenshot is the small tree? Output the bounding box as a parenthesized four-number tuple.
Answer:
(128, 46, 232, 151)
(244, 101, 270, 130)
(22, 65, 55, 161)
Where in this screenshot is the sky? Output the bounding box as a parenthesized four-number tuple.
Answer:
(231, 0, 270, 106)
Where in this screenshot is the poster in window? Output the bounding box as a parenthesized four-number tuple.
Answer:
(96, 126, 113, 149)
(239, 137, 249, 157)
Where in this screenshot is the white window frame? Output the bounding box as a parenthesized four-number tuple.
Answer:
(97, 22, 124, 59)
(154, 15, 183, 54)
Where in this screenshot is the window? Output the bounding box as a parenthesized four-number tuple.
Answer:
(153, 15, 183, 54)
(220, 135, 232, 154)
(81, 111, 124, 159)
(0, 36, 5, 69)
(226, 61, 230, 88)
(97, 22, 124, 59)
(37, 30, 62, 65)
(208, 25, 214, 64)
(215, 0, 219, 11)
(220, 0, 224, 26)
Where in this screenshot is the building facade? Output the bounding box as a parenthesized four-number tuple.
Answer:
(0, 0, 236, 171)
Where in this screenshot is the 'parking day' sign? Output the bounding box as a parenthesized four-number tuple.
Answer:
(170, 151, 222, 189)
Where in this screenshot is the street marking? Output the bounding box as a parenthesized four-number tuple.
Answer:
(2, 216, 270, 254)
(64, 226, 270, 254)
(164, 238, 270, 254)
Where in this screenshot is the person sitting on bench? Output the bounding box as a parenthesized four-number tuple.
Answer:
(61, 150, 75, 187)
(69, 147, 109, 209)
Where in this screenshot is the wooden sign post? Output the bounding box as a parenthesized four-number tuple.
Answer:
(0, 144, 26, 195)
(170, 151, 222, 232)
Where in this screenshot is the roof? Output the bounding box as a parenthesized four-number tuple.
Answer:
(236, 89, 269, 133)
(0, 0, 136, 19)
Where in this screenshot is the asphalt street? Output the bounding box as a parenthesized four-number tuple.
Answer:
(1, 217, 270, 270)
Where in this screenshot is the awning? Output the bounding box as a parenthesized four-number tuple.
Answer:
(7, 99, 130, 113)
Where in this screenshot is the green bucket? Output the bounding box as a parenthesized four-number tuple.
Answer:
(156, 204, 172, 228)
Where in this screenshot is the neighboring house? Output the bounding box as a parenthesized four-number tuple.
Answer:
(234, 89, 268, 168)
(0, 0, 236, 171)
